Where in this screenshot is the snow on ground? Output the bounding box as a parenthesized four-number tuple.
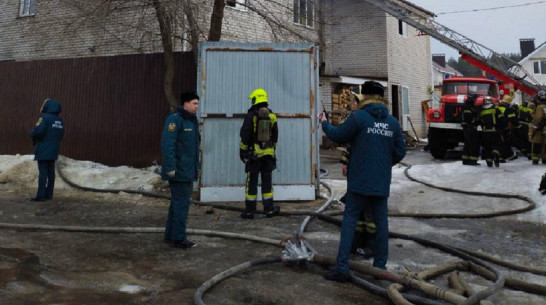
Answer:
(0, 155, 164, 193)
(1, 154, 544, 224)
(322, 159, 544, 224)
(404, 158, 545, 224)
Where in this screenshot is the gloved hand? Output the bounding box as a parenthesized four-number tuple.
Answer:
(166, 170, 175, 178)
(240, 149, 248, 163)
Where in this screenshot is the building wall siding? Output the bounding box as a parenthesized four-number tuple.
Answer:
(386, 18, 431, 138)
(520, 46, 546, 86)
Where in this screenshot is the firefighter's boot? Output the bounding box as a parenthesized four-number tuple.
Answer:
(493, 153, 500, 168)
(240, 201, 256, 219)
(263, 199, 280, 218)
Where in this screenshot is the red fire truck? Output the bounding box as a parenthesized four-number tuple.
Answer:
(426, 77, 500, 159)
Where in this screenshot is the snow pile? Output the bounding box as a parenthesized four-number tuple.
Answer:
(0, 155, 165, 192)
(0, 155, 37, 186)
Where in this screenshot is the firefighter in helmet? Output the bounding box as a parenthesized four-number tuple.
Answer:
(479, 97, 504, 167)
(512, 97, 533, 158)
(461, 94, 481, 166)
(239, 88, 280, 219)
(529, 90, 546, 165)
(497, 94, 518, 161)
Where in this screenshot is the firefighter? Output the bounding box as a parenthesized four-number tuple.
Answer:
(512, 98, 533, 158)
(479, 97, 503, 167)
(497, 95, 517, 161)
(461, 94, 481, 166)
(529, 90, 546, 165)
(239, 88, 280, 219)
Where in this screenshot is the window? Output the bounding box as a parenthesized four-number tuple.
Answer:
(442, 82, 497, 96)
(398, 20, 407, 37)
(293, 0, 314, 28)
(533, 60, 546, 74)
(226, 0, 248, 11)
(19, 0, 36, 17)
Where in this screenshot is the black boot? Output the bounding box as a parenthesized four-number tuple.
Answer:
(263, 198, 280, 218)
(240, 200, 256, 219)
(493, 154, 500, 167)
(265, 206, 280, 218)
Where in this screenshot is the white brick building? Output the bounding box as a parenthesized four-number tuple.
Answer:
(321, 0, 433, 138)
(1, 0, 433, 137)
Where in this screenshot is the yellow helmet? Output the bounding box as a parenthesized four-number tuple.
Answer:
(501, 94, 513, 104)
(249, 88, 268, 105)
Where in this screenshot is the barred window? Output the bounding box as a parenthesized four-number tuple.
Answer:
(293, 0, 314, 28)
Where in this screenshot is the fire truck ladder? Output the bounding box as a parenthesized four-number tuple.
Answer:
(362, 0, 542, 96)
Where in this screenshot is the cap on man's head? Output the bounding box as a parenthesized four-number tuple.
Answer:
(180, 91, 199, 104)
(361, 81, 384, 97)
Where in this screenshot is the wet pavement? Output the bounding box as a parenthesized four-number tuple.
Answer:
(0, 147, 545, 305)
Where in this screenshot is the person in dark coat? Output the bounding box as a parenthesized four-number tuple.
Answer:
(461, 94, 481, 166)
(161, 92, 201, 249)
(30, 98, 65, 202)
(320, 81, 406, 282)
(479, 97, 504, 167)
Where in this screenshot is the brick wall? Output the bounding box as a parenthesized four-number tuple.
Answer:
(0, 0, 318, 62)
(322, 0, 388, 78)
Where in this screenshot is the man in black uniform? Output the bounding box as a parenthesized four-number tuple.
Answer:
(461, 94, 481, 166)
(239, 88, 280, 219)
(498, 95, 517, 161)
(480, 97, 504, 167)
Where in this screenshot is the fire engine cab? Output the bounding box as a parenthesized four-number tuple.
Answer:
(427, 77, 500, 159)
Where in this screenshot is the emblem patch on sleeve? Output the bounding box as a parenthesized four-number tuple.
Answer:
(36, 118, 43, 126)
(168, 123, 176, 132)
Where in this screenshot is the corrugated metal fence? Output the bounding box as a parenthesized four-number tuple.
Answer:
(0, 52, 196, 167)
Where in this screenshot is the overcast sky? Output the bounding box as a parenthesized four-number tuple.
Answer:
(408, 0, 546, 60)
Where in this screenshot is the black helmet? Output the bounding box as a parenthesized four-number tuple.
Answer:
(538, 90, 546, 102)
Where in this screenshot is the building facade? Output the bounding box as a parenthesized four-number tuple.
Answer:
(518, 41, 546, 87)
(321, 0, 432, 138)
(1, 0, 433, 139)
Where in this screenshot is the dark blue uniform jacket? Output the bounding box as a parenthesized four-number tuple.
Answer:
(322, 102, 406, 197)
(30, 99, 65, 161)
(161, 107, 201, 182)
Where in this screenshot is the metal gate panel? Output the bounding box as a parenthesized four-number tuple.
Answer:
(201, 118, 311, 186)
(197, 42, 319, 202)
